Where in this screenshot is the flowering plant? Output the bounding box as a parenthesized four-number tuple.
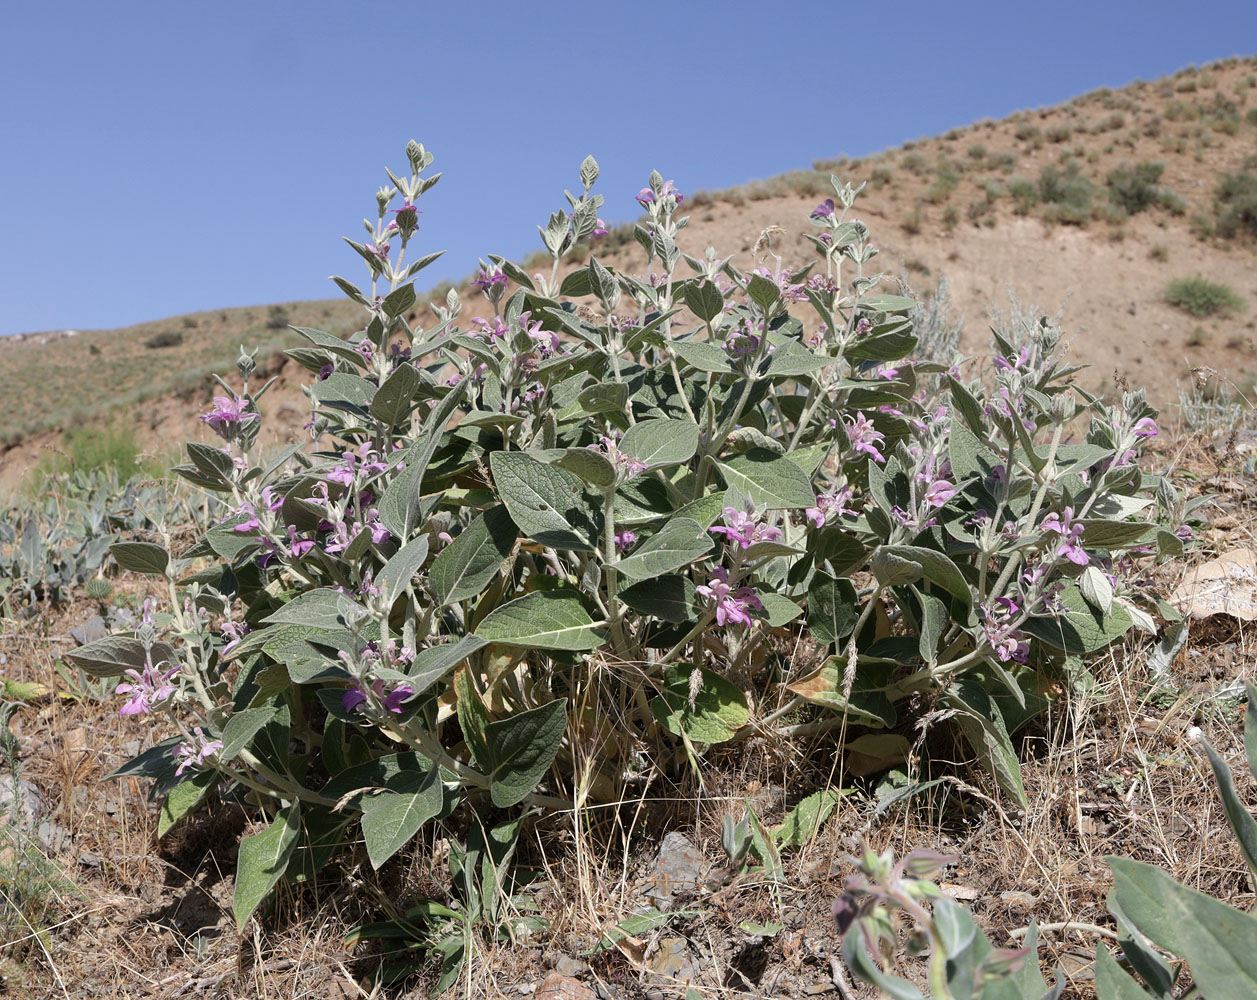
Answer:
(75, 142, 1191, 927)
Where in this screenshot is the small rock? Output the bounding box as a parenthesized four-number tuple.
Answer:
(592, 984, 620, 1000)
(79, 852, 102, 870)
(554, 955, 588, 978)
(35, 820, 70, 854)
(535, 972, 595, 1000)
(646, 937, 693, 981)
(645, 833, 709, 909)
(69, 616, 108, 646)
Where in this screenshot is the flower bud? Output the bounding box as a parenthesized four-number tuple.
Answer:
(237, 346, 257, 381)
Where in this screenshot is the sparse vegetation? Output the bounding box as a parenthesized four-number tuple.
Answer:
(1165, 274, 1247, 317)
(1037, 163, 1093, 224)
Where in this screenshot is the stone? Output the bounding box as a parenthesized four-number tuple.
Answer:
(646, 937, 694, 981)
(69, 616, 108, 646)
(554, 955, 588, 978)
(535, 972, 596, 1000)
(644, 832, 708, 909)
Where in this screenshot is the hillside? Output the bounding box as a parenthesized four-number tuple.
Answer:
(4, 55, 1257, 491)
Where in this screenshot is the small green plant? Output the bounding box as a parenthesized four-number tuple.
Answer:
(1106, 162, 1171, 216)
(1165, 275, 1247, 317)
(1216, 168, 1257, 240)
(1037, 165, 1093, 225)
(1008, 176, 1038, 215)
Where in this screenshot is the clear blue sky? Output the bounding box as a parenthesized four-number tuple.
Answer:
(3, 1, 1254, 336)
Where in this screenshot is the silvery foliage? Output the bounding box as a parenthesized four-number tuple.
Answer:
(74, 143, 1194, 929)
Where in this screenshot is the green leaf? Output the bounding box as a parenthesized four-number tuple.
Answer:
(408, 635, 488, 696)
(552, 448, 618, 488)
(846, 329, 918, 362)
(68, 634, 177, 678)
(1094, 944, 1156, 1000)
(186, 442, 235, 481)
(1246, 681, 1257, 782)
(855, 294, 916, 313)
(1080, 519, 1156, 549)
(879, 545, 971, 605)
(651, 665, 749, 744)
(947, 679, 1027, 808)
(475, 590, 605, 650)
(370, 363, 422, 426)
(234, 803, 301, 929)
(478, 699, 569, 808)
(746, 273, 781, 313)
(807, 574, 859, 646)
(774, 788, 844, 848)
(620, 418, 700, 470)
(489, 450, 596, 551)
(613, 517, 713, 581)
(673, 339, 735, 374)
(1204, 740, 1257, 884)
(360, 762, 443, 869)
(378, 534, 430, 607)
(427, 505, 517, 606)
(577, 381, 629, 415)
(620, 576, 696, 623)
(759, 592, 803, 626)
(717, 449, 816, 510)
(683, 280, 724, 322)
(109, 541, 169, 576)
(787, 658, 897, 728)
(262, 588, 363, 630)
(382, 282, 416, 318)
(219, 705, 281, 763)
(158, 770, 218, 838)
(1022, 583, 1134, 654)
(1109, 856, 1257, 998)
(589, 908, 699, 954)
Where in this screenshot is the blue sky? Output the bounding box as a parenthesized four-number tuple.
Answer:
(3, 1, 1255, 336)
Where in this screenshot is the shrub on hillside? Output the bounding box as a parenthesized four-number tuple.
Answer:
(1165, 275, 1247, 317)
(1037, 164, 1093, 224)
(1216, 167, 1257, 239)
(81, 143, 1188, 934)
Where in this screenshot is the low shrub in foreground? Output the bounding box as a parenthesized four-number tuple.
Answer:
(78, 143, 1190, 934)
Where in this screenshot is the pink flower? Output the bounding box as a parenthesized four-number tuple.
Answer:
(844, 412, 886, 464)
(1132, 417, 1158, 439)
(199, 395, 258, 440)
(115, 660, 178, 717)
(696, 567, 763, 627)
(1040, 506, 1089, 566)
(220, 621, 251, 655)
(924, 480, 957, 508)
(615, 530, 637, 552)
(710, 506, 782, 550)
(810, 198, 836, 219)
(174, 727, 223, 776)
(286, 525, 315, 558)
(806, 486, 854, 529)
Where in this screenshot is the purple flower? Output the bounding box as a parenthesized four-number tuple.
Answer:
(924, 480, 957, 508)
(383, 684, 414, 713)
(1040, 506, 1089, 566)
(636, 179, 683, 207)
(590, 433, 647, 476)
(1175, 524, 1194, 542)
(174, 727, 223, 776)
(1132, 417, 1158, 439)
(696, 567, 763, 627)
(115, 660, 178, 717)
(614, 530, 637, 552)
(286, 524, 315, 558)
(806, 486, 854, 529)
(981, 602, 1029, 664)
(472, 265, 509, 291)
(232, 501, 260, 533)
(199, 395, 258, 441)
(342, 686, 368, 712)
(343, 678, 415, 715)
(220, 620, 251, 655)
(844, 412, 886, 464)
(710, 506, 782, 550)
(592, 218, 609, 238)
(810, 198, 836, 219)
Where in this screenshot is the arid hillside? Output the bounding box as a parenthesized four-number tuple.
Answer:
(4, 55, 1257, 492)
